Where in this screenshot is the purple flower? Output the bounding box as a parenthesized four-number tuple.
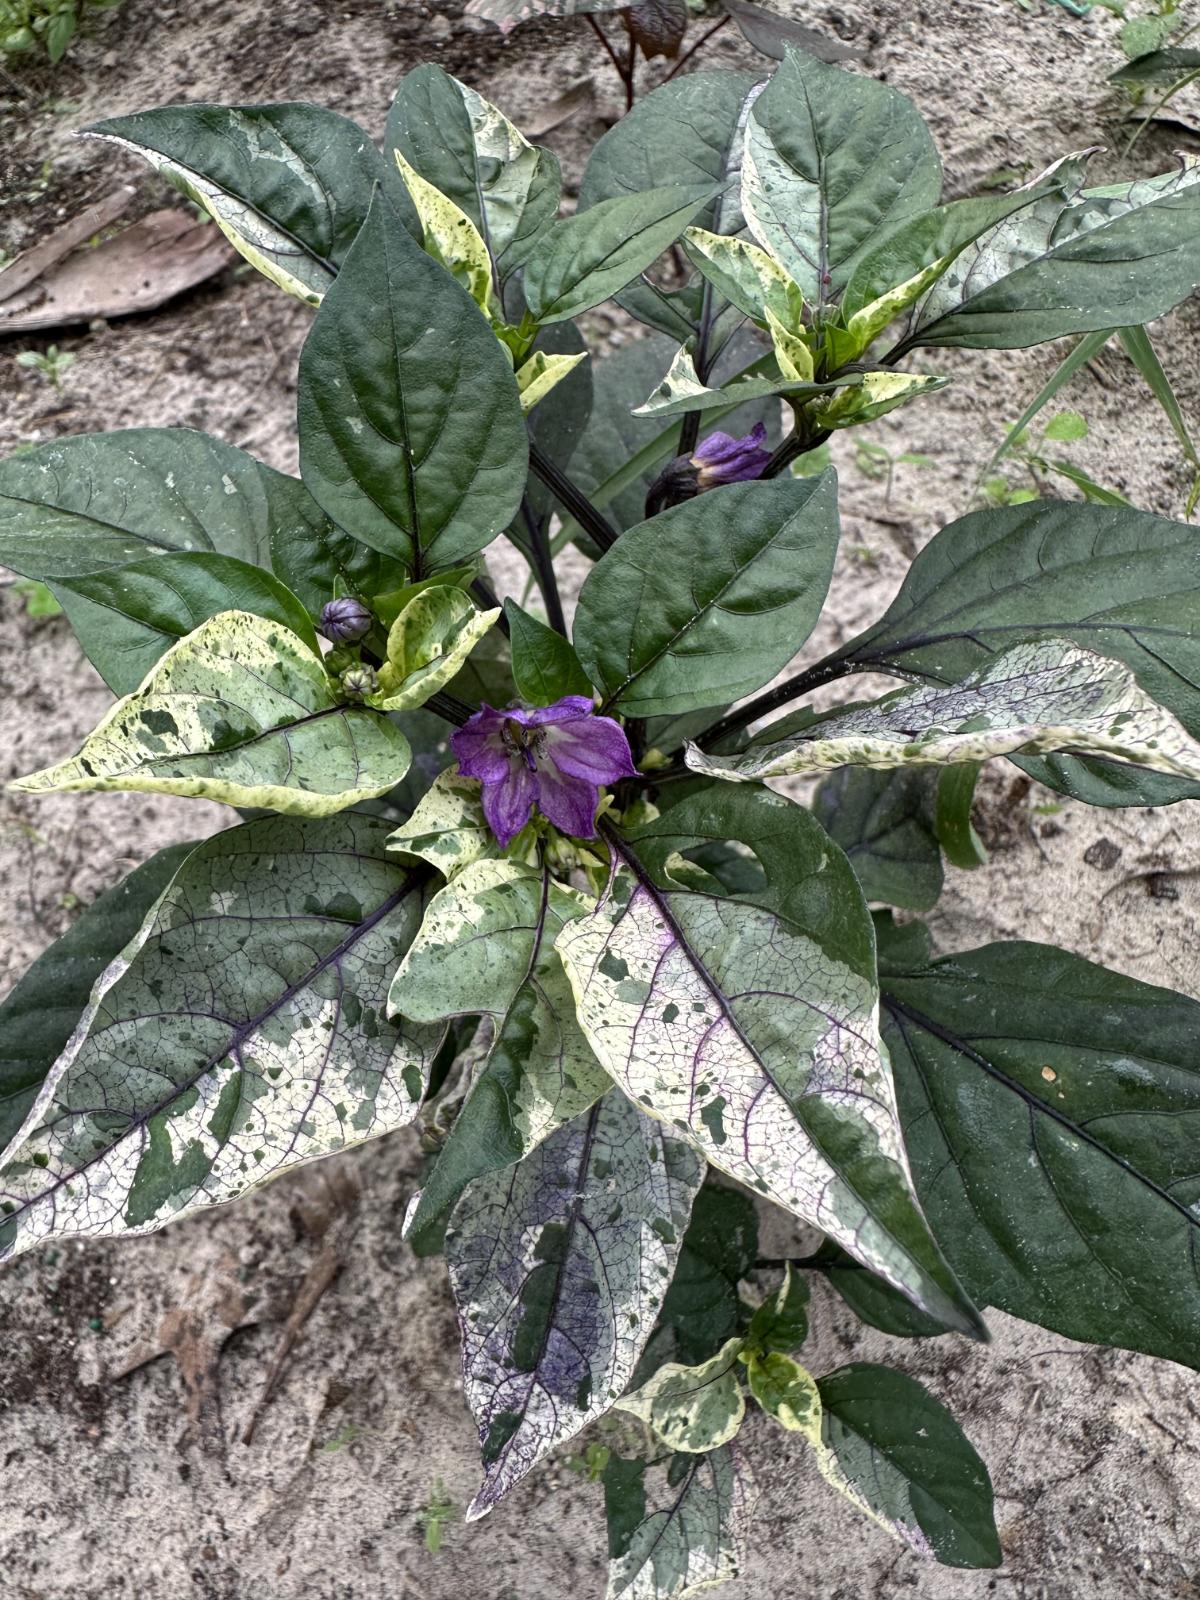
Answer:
(691, 422, 772, 488)
(451, 695, 637, 848)
(319, 596, 373, 643)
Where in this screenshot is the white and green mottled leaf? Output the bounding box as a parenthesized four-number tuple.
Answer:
(681, 226, 803, 328)
(813, 370, 947, 428)
(86, 104, 393, 305)
(632, 342, 846, 420)
(446, 1089, 703, 1519)
(390, 858, 612, 1240)
(465, 0, 626, 36)
(0, 814, 441, 1264)
(387, 65, 561, 276)
(387, 769, 500, 878)
(618, 1336, 746, 1454)
(685, 639, 1200, 784)
(765, 305, 814, 382)
(10, 610, 411, 816)
(392, 148, 497, 314)
(516, 349, 590, 415)
(606, 1445, 755, 1600)
(555, 786, 985, 1336)
(372, 587, 500, 711)
(745, 1350, 821, 1434)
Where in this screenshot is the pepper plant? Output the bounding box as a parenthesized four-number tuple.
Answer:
(4, 48, 1200, 1596)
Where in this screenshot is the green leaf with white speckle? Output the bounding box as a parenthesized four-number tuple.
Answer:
(0, 814, 442, 1264)
(10, 610, 411, 816)
(386, 769, 500, 879)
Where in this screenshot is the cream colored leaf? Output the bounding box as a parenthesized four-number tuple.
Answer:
(373, 586, 499, 711)
(617, 1336, 746, 1453)
(516, 348, 589, 415)
(10, 610, 410, 816)
(686, 639, 1200, 784)
(393, 148, 497, 315)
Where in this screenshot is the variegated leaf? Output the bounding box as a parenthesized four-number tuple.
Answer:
(812, 370, 947, 428)
(392, 148, 497, 315)
(389, 858, 612, 1238)
(606, 1445, 755, 1600)
(387, 66, 561, 276)
(465, 0, 626, 33)
(745, 1350, 821, 1434)
(617, 1336, 746, 1453)
(0, 815, 441, 1265)
(86, 105, 392, 305)
(446, 1089, 703, 1518)
(387, 769, 503, 878)
(10, 611, 411, 816)
(373, 587, 500, 711)
(685, 639, 1200, 784)
(555, 787, 984, 1335)
(633, 342, 847, 419)
(681, 226, 804, 328)
(516, 349, 590, 415)
(905, 155, 1200, 350)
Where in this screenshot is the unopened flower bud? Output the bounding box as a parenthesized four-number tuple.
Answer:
(340, 664, 380, 699)
(319, 596, 373, 644)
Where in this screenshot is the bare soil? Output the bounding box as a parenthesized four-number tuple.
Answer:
(2, 3, 1200, 1597)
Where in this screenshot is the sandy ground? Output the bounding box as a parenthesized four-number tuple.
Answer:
(2, 2, 1200, 1596)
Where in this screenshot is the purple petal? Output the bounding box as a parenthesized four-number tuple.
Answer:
(534, 765, 603, 839)
(544, 716, 636, 784)
(481, 764, 537, 847)
(451, 706, 511, 783)
(692, 422, 771, 486)
(523, 695, 597, 728)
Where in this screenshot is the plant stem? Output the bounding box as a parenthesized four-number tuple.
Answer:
(622, 15, 637, 110)
(662, 14, 732, 83)
(674, 653, 855, 759)
(761, 425, 831, 480)
(522, 498, 568, 635)
(426, 690, 474, 727)
(529, 441, 620, 553)
(586, 14, 625, 85)
(471, 576, 510, 638)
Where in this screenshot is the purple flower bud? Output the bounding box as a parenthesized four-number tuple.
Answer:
(451, 696, 637, 848)
(691, 422, 772, 488)
(319, 596, 373, 643)
(340, 664, 380, 699)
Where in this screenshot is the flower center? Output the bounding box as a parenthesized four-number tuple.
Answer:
(501, 717, 545, 772)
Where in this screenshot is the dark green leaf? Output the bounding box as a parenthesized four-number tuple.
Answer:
(579, 74, 760, 217)
(1109, 47, 1200, 84)
(743, 48, 942, 303)
(818, 1364, 1000, 1568)
(603, 1454, 648, 1561)
(523, 184, 716, 324)
(933, 763, 988, 870)
(638, 1183, 759, 1375)
(813, 767, 943, 911)
(0, 842, 195, 1153)
(86, 103, 402, 305)
(53, 553, 318, 696)
(386, 64, 560, 278)
(297, 192, 528, 577)
(574, 471, 840, 717)
(746, 1265, 809, 1354)
(265, 476, 409, 617)
(0, 428, 289, 581)
(881, 938, 1200, 1370)
(834, 500, 1200, 806)
(819, 1246, 954, 1338)
(504, 599, 593, 703)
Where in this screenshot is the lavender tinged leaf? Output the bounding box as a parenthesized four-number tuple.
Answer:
(445, 1090, 703, 1519)
(0, 814, 443, 1263)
